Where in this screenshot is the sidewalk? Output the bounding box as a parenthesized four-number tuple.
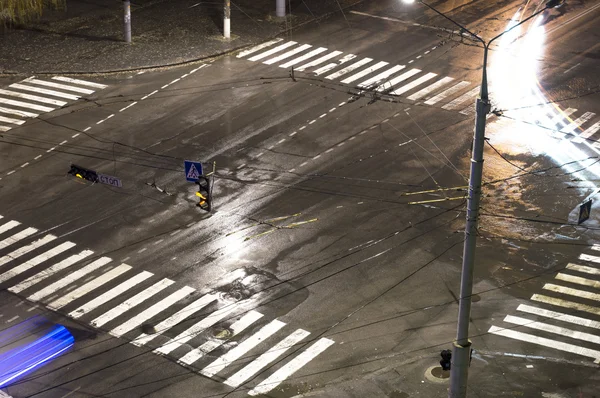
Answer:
(0, 0, 362, 75)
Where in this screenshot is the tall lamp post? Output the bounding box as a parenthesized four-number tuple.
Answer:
(402, 1, 564, 397)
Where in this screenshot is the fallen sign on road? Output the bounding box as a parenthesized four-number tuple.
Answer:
(97, 173, 122, 188)
(578, 199, 592, 225)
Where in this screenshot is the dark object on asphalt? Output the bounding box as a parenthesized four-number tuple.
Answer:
(68, 164, 99, 183)
(440, 349, 452, 371)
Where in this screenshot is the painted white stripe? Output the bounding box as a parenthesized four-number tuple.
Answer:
(556, 273, 600, 288)
(407, 76, 454, 100)
(0, 106, 38, 118)
(47, 264, 132, 310)
(201, 319, 286, 377)
(504, 314, 600, 345)
(248, 41, 298, 62)
(225, 329, 311, 387)
(579, 253, 600, 264)
(0, 89, 67, 106)
(313, 54, 357, 75)
(567, 262, 600, 275)
(0, 241, 76, 284)
(132, 293, 217, 347)
(0, 220, 20, 235)
(551, 107, 578, 125)
(0, 98, 54, 112)
(576, 121, 600, 141)
(357, 65, 405, 89)
(154, 303, 240, 356)
(248, 338, 335, 396)
(441, 86, 480, 110)
(9, 83, 80, 100)
(517, 304, 600, 330)
(237, 38, 284, 58)
(325, 58, 373, 80)
(279, 47, 328, 68)
(68, 271, 153, 319)
(424, 81, 471, 105)
(23, 78, 94, 94)
(531, 294, 600, 316)
(264, 44, 312, 65)
(376, 69, 421, 92)
(561, 112, 595, 134)
(52, 77, 107, 89)
(296, 51, 344, 72)
(27, 257, 112, 302)
(110, 286, 195, 337)
(178, 310, 263, 365)
(0, 125, 11, 132)
(9, 250, 94, 294)
(90, 278, 174, 328)
(488, 325, 600, 360)
(543, 283, 600, 301)
(391, 72, 437, 95)
(0, 234, 56, 267)
(341, 61, 389, 84)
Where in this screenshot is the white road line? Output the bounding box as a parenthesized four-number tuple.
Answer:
(0, 106, 38, 118)
(424, 81, 471, 105)
(264, 44, 312, 65)
(9, 83, 80, 100)
(27, 257, 112, 302)
(225, 329, 311, 388)
(248, 338, 335, 396)
(0, 89, 67, 107)
(132, 293, 216, 347)
(407, 76, 454, 100)
(556, 273, 600, 289)
(531, 294, 600, 316)
(0, 220, 20, 235)
(178, 310, 263, 365)
(0, 241, 76, 284)
(48, 264, 132, 310)
(140, 90, 158, 100)
(110, 286, 195, 337)
(579, 253, 600, 264)
(517, 304, 600, 330)
(23, 78, 94, 94)
(248, 41, 298, 62)
(0, 234, 56, 267)
(69, 271, 153, 319)
(575, 121, 600, 142)
(201, 319, 286, 377)
(0, 98, 54, 113)
(9, 250, 94, 294)
(90, 278, 174, 328)
(488, 325, 600, 360)
(561, 112, 595, 134)
(325, 58, 373, 80)
(549, 107, 577, 129)
(237, 38, 284, 58)
(566, 262, 600, 275)
(441, 86, 480, 110)
(341, 61, 389, 84)
(391, 72, 437, 96)
(296, 51, 344, 72)
(119, 101, 138, 112)
(52, 76, 107, 89)
(6, 170, 15, 174)
(543, 283, 600, 302)
(504, 315, 600, 345)
(357, 65, 405, 89)
(279, 47, 328, 68)
(154, 302, 240, 356)
(0, 126, 11, 132)
(376, 68, 421, 92)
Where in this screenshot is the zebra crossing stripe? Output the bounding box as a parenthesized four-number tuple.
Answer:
(313, 54, 357, 76)
(341, 61, 389, 84)
(0, 115, 25, 125)
(23, 78, 94, 95)
(0, 125, 12, 132)
(132, 293, 216, 347)
(561, 112, 595, 134)
(0, 98, 54, 113)
(9, 250, 94, 294)
(248, 41, 298, 62)
(551, 108, 577, 127)
(576, 121, 600, 142)
(579, 253, 600, 264)
(9, 83, 80, 101)
(488, 325, 600, 360)
(391, 72, 437, 96)
(178, 310, 263, 365)
(0, 234, 56, 267)
(264, 44, 312, 65)
(357, 65, 405, 89)
(0, 241, 76, 284)
(201, 319, 286, 378)
(0, 106, 39, 118)
(27, 257, 112, 302)
(0, 89, 67, 107)
(47, 263, 132, 310)
(555, 272, 600, 289)
(90, 278, 174, 328)
(110, 286, 195, 338)
(68, 270, 153, 319)
(0, 227, 37, 251)
(543, 283, 600, 302)
(531, 294, 600, 316)
(407, 76, 454, 101)
(325, 58, 373, 80)
(377, 68, 421, 92)
(279, 47, 328, 68)
(503, 315, 600, 345)
(424, 81, 471, 105)
(567, 262, 600, 275)
(52, 76, 107, 89)
(225, 328, 311, 388)
(517, 304, 600, 330)
(441, 86, 479, 110)
(0, 220, 20, 235)
(296, 51, 343, 72)
(248, 338, 335, 396)
(237, 38, 284, 58)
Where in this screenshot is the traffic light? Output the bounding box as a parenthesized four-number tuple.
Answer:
(196, 175, 212, 212)
(68, 164, 98, 183)
(440, 349, 452, 371)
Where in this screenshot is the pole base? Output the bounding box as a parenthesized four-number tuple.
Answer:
(449, 340, 472, 398)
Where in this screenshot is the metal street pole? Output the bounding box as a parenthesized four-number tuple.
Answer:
(276, 0, 286, 17)
(224, 0, 231, 39)
(123, 0, 131, 43)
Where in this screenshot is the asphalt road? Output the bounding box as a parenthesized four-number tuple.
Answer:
(1, 0, 599, 397)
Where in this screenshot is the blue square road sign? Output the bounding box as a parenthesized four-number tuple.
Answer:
(184, 160, 203, 182)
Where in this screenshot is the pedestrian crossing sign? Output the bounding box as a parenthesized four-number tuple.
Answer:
(578, 199, 592, 225)
(184, 160, 203, 182)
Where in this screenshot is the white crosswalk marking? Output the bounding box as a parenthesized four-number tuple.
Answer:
(0, 234, 56, 267)
(325, 58, 373, 80)
(0, 89, 67, 107)
(90, 278, 174, 328)
(313, 54, 357, 76)
(264, 44, 312, 65)
(201, 319, 286, 378)
(237, 38, 284, 58)
(178, 310, 263, 365)
(0, 241, 76, 284)
(225, 329, 311, 388)
(407, 76, 454, 101)
(48, 263, 132, 310)
(357, 65, 405, 89)
(248, 41, 298, 62)
(0, 227, 37, 251)
(23, 78, 95, 94)
(341, 61, 389, 84)
(9, 250, 94, 293)
(28, 256, 112, 302)
(296, 51, 343, 72)
(279, 47, 328, 68)
(376, 68, 421, 92)
(0, 125, 12, 132)
(556, 272, 600, 288)
(51, 76, 107, 89)
(0, 106, 39, 118)
(0, 115, 25, 125)
(0, 220, 20, 235)
(110, 286, 195, 337)
(69, 270, 153, 319)
(132, 293, 216, 347)
(248, 338, 335, 396)
(531, 294, 600, 316)
(579, 253, 600, 264)
(424, 81, 471, 105)
(517, 304, 600, 330)
(442, 86, 479, 110)
(543, 283, 600, 302)
(391, 72, 437, 96)
(576, 121, 600, 142)
(504, 315, 600, 345)
(561, 112, 595, 134)
(9, 83, 80, 100)
(0, 97, 54, 113)
(566, 262, 600, 275)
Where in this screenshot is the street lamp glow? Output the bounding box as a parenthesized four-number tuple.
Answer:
(402, 0, 416, 3)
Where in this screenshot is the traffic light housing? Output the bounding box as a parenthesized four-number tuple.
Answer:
(68, 164, 98, 183)
(196, 175, 213, 212)
(440, 349, 452, 371)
